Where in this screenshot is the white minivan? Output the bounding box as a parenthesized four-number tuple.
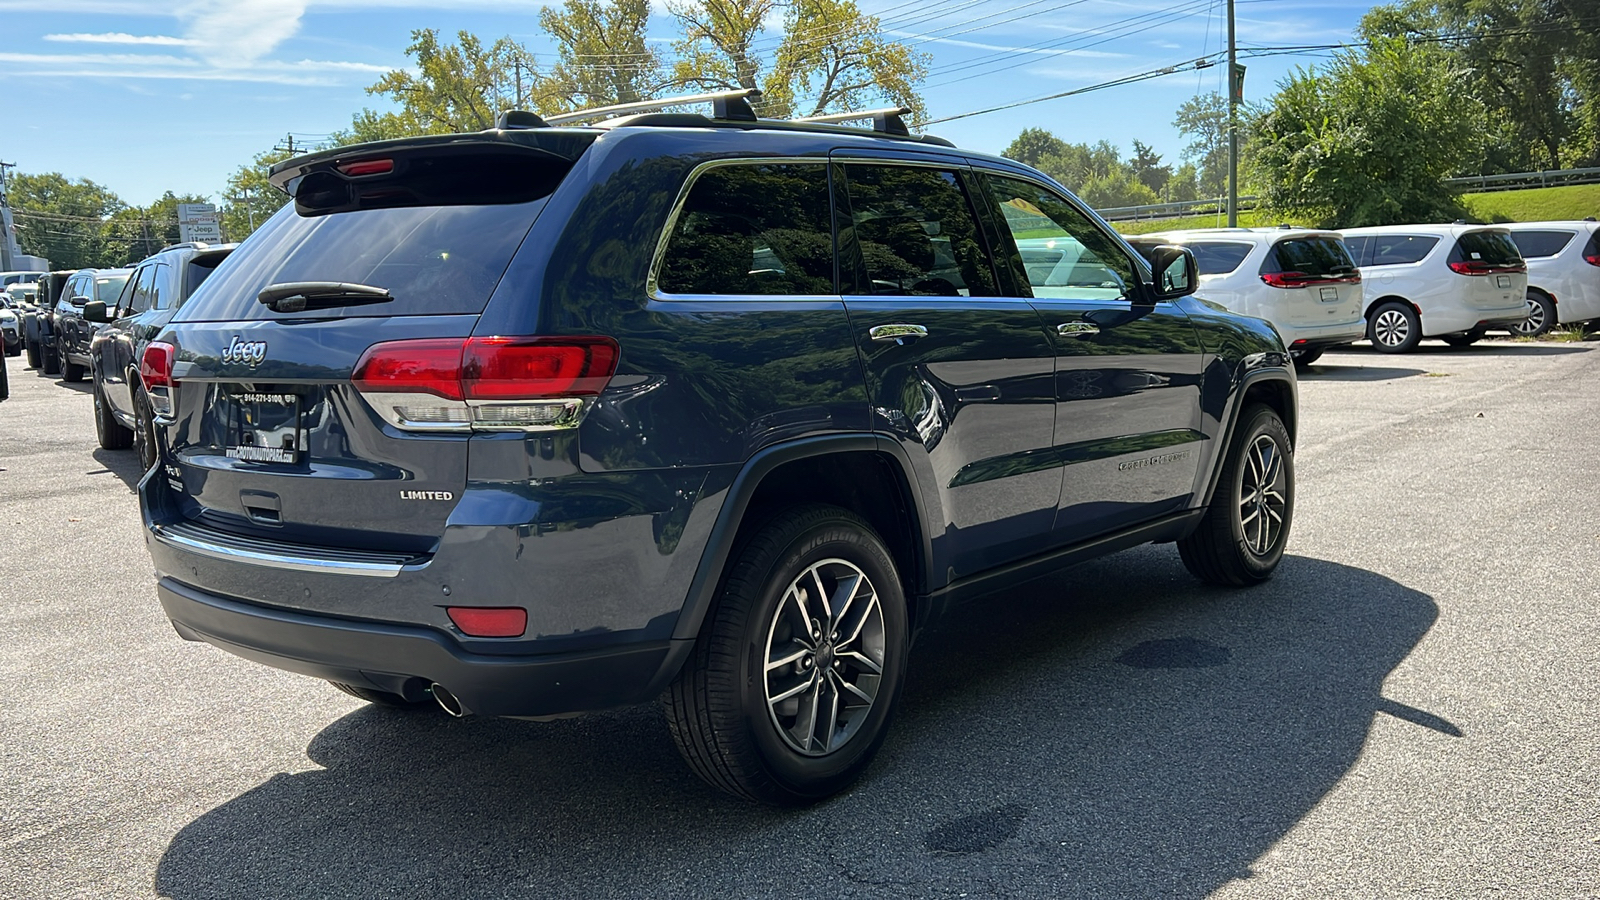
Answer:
(1339, 224, 1528, 352)
(1503, 220, 1600, 336)
(1127, 228, 1365, 367)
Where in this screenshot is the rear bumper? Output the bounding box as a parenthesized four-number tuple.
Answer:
(158, 576, 682, 717)
(1423, 303, 1528, 336)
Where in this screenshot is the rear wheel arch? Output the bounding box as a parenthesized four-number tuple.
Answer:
(1364, 294, 1418, 323)
(670, 437, 933, 649)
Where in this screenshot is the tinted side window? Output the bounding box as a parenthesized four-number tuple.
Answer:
(1369, 235, 1439, 265)
(1509, 230, 1575, 259)
(149, 264, 174, 310)
(656, 163, 833, 296)
(96, 274, 131, 305)
(1342, 235, 1371, 266)
(1264, 238, 1356, 277)
(122, 266, 156, 315)
(982, 174, 1134, 300)
(842, 164, 996, 298)
(1187, 241, 1254, 276)
(1452, 231, 1521, 266)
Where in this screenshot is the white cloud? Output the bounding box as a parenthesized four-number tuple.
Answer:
(177, 0, 310, 66)
(45, 32, 197, 45)
(0, 49, 390, 86)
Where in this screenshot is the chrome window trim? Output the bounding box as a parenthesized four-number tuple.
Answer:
(149, 523, 406, 578)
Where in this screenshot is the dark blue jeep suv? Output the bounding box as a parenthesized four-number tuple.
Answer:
(139, 94, 1296, 804)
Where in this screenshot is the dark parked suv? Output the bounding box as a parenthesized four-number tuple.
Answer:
(86, 242, 235, 469)
(139, 94, 1298, 804)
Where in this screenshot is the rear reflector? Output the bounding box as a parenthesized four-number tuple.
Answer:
(446, 607, 527, 638)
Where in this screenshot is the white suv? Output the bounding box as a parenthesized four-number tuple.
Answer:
(1503, 220, 1600, 336)
(1127, 227, 1364, 367)
(1339, 224, 1528, 352)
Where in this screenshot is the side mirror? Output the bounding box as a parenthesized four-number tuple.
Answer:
(1148, 245, 1198, 300)
(83, 300, 113, 323)
(70, 295, 93, 307)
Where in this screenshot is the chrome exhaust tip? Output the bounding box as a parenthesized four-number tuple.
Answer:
(430, 683, 467, 717)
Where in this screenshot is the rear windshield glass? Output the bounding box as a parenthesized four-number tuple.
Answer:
(1264, 237, 1355, 277)
(1452, 230, 1522, 266)
(176, 201, 545, 321)
(1509, 230, 1575, 259)
(1185, 241, 1254, 275)
(1368, 235, 1438, 265)
(95, 275, 129, 304)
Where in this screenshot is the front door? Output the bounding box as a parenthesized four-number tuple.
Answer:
(976, 171, 1206, 545)
(835, 159, 1059, 580)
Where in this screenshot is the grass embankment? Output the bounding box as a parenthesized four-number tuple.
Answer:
(1459, 183, 1600, 223)
(1109, 184, 1600, 235)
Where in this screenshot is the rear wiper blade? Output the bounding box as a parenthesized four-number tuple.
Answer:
(257, 281, 393, 313)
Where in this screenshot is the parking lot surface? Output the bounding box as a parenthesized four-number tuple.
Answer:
(2, 340, 1597, 899)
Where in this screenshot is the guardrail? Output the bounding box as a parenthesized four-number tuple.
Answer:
(1097, 195, 1261, 222)
(1444, 166, 1600, 192)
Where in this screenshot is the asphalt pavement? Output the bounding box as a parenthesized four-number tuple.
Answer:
(1, 340, 1596, 899)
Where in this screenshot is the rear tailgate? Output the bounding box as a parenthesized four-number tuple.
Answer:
(1261, 234, 1364, 327)
(157, 134, 595, 558)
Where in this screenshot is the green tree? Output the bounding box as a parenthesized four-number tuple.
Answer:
(365, 29, 543, 134)
(1127, 140, 1171, 195)
(1002, 127, 1069, 170)
(1163, 163, 1201, 202)
(6, 173, 126, 270)
(1174, 93, 1229, 198)
(1250, 37, 1479, 227)
(1077, 169, 1160, 210)
(219, 148, 295, 243)
(670, 0, 928, 118)
(540, 0, 666, 109)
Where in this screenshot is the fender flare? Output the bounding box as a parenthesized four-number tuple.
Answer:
(1199, 366, 1297, 509)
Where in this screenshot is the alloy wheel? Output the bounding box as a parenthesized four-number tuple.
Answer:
(1511, 297, 1546, 336)
(1239, 434, 1287, 556)
(1372, 309, 1410, 347)
(763, 558, 886, 757)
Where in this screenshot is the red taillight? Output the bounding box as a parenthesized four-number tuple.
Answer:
(1449, 260, 1527, 275)
(352, 339, 466, 400)
(140, 341, 176, 390)
(1584, 253, 1600, 267)
(446, 607, 527, 638)
(337, 158, 394, 177)
(351, 336, 620, 432)
(463, 336, 619, 399)
(1261, 271, 1313, 288)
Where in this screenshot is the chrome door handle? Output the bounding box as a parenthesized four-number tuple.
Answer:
(869, 324, 929, 342)
(1058, 321, 1100, 338)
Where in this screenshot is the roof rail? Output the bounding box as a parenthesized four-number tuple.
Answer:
(544, 88, 761, 125)
(792, 107, 912, 137)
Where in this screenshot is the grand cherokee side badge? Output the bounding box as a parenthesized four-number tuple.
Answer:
(221, 336, 268, 366)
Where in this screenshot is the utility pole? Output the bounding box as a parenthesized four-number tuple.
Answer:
(273, 134, 299, 156)
(1226, 0, 1238, 227)
(0, 160, 15, 270)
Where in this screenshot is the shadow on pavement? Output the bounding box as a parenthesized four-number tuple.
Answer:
(155, 552, 1441, 898)
(1295, 363, 1426, 381)
(89, 447, 146, 494)
(1339, 341, 1590, 357)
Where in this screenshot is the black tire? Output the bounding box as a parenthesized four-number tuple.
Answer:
(3, 340, 18, 358)
(24, 338, 41, 369)
(93, 380, 134, 450)
(42, 343, 60, 376)
(1509, 289, 1555, 337)
(62, 359, 85, 382)
(329, 680, 432, 708)
(1367, 301, 1422, 353)
(1442, 325, 1487, 348)
(1179, 404, 1294, 586)
(665, 504, 909, 805)
(132, 387, 159, 472)
(1291, 348, 1323, 370)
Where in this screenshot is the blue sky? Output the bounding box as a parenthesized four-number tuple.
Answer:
(0, 0, 1375, 207)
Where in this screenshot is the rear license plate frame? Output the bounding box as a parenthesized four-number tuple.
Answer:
(1496, 274, 1512, 289)
(225, 390, 304, 464)
(1319, 286, 1339, 302)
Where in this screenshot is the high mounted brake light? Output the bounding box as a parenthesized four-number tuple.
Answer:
(352, 336, 620, 432)
(336, 158, 394, 177)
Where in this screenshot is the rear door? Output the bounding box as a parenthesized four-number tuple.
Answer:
(834, 157, 1061, 578)
(161, 147, 578, 554)
(976, 170, 1206, 544)
(1451, 229, 1526, 311)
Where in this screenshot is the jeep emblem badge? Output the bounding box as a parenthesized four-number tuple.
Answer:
(221, 336, 268, 367)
